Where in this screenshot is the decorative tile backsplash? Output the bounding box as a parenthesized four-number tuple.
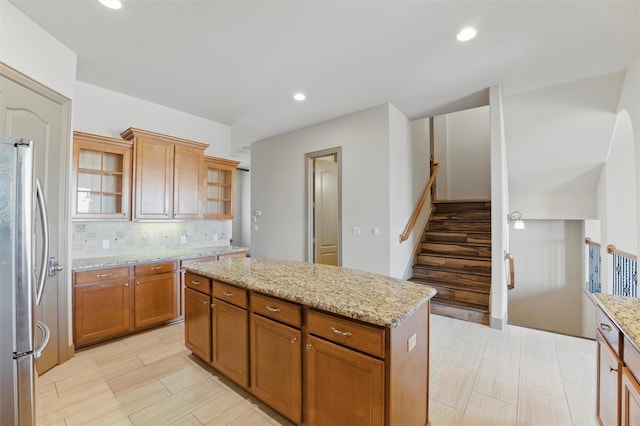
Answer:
(72, 220, 232, 259)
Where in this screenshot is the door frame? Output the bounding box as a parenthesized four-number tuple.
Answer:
(1, 62, 73, 363)
(305, 147, 342, 265)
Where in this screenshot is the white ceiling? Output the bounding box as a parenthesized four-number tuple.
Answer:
(9, 0, 640, 161)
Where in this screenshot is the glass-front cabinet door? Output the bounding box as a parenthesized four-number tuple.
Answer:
(72, 132, 132, 219)
(204, 156, 239, 219)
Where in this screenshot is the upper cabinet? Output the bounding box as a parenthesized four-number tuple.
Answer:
(121, 128, 207, 220)
(204, 156, 240, 219)
(72, 132, 133, 220)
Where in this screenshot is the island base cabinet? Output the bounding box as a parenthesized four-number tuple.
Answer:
(134, 272, 178, 329)
(184, 287, 211, 362)
(622, 367, 640, 426)
(212, 299, 248, 388)
(305, 335, 384, 426)
(74, 280, 132, 347)
(250, 313, 301, 424)
(597, 330, 622, 426)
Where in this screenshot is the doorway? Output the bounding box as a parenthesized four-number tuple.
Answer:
(306, 148, 341, 266)
(0, 63, 71, 373)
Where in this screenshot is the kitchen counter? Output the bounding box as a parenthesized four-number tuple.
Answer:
(184, 257, 436, 327)
(72, 246, 248, 270)
(593, 293, 640, 352)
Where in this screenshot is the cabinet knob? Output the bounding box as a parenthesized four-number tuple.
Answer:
(124, 283, 128, 287)
(306, 344, 312, 350)
(136, 282, 140, 285)
(610, 366, 618, 373)
(291, 337, 297, 343)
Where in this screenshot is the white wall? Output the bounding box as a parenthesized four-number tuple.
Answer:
(251, 104, 394, 275)
(433, 106, 491, 200)
(0, 0, 77, 100)
(232, 169, 251, 248)
(508, 220, 585, 337)
(74, 82, 231, 157)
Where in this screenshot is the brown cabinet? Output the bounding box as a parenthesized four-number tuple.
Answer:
(134, 261, 179, 328)
(597, 329, 622, 426)
(180, 257, 218, 317)
(305, 334, 384, 425)
(121, 128, 207, 220)
(71, 132, 132, 219)
(73, 266, 133, 347)
(212, 299, 248, 387)
(184, 287, 211, 362)
(622, 367, 640, 426)
(204, 156, 239, 219)
(250, 313, 302, 424)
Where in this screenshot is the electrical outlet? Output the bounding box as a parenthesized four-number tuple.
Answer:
(180, 235, 187, 244)
(102, 239, 109, 249)
(213, 234, 219, 241)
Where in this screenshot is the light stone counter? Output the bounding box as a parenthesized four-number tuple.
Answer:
(184, 257, 436, 328)
(72, 246, 248, 270)
(594, 293, 640, 352)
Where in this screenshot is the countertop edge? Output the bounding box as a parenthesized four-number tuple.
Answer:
(589, 290, 640, 353)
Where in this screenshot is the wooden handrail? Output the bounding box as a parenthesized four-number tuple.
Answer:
(585, 237, 601, 248)
(505, 252, 515, 290)
(399, 163, 440, 243)
(607, 244, 637, 261)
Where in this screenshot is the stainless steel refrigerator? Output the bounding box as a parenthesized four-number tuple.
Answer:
(0, 138, 51, 425)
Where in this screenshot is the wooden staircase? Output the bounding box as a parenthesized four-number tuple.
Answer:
(410, 201, 492, 325)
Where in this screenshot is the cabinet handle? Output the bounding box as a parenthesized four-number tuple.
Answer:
(266, 305, 280, 313)
(151, 266, 163, 271)
(97, 273, 112, 278)
(291, 337, 297, 343)
(610, 366, 618, 373)
(211, 303, 215, 308)
(124, 283, 128, 287)
(600, 323, 612, 332)
(306, 344, 312, 350)
(136, 282, 140, 285)
(331, 326, 352, 337)
(223, 291, 233, 297)
(191, 281, 200, 285)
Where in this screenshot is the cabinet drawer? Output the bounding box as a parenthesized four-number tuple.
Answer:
(251, 293, 301, 327)
(185, 273, 211, 294)
(213, 282, 248, 308)
(307, 310, 385, 358)
(135, 261, 177, 276)
(181, 256, 218, 268)
(624, 336, 640, 383)
(597, 307, 621, 356)
(75, 266, 130, 285)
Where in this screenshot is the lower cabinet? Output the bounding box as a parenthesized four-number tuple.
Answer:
(622, 367, 640, 425)
(134, 261, 179, 328)
(184, 287, 211, 362)
(250, 313, 302, 424)
(305, 334, 384, 425)
(597, 330, 622, 426)
(212, 299, 249, 387)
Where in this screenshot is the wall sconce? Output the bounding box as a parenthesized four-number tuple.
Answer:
(508, 211, 525, 230)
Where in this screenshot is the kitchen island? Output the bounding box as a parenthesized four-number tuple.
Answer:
(184, 258, 436, 426)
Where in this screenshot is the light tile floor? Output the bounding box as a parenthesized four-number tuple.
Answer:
(35, 314, 596, 425)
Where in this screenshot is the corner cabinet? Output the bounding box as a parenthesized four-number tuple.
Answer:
(71, 132, 133, 220)
(121, 128, 207, 220)
(204, 156, 240, 219)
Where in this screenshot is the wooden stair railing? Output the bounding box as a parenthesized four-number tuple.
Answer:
(399, 162, 440, 243)
(505, 252, 515, 290)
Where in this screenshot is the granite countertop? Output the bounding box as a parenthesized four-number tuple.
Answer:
(184, 257, 436, 328)
(594, 293, 640, 352)
(72, 246, 248, 270)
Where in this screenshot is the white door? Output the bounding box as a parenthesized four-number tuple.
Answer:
(314, 158, 339, 266)
(0, 71, 70, 373)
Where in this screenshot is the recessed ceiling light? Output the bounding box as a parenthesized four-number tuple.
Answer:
(456, 27, 477, 42)
(293, 92, 306, 101)
(99, 0, 122, 10)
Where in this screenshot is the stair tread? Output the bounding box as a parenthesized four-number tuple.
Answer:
(410, 277, 491, 291)
(421, 241, 492, 248)
(412, 264, 491, 277)
(417, 252, 491, 262)
(430, 299, 490, 313)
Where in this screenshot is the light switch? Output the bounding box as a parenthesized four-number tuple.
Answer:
(102, 239, 109, 249)
(373, 227, 380, 237)
(352, 227, 361, 236)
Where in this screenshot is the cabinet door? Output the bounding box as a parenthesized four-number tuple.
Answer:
(250, 313, 301, 424)
(212, 299, 248, 387)
(204, 158, 238, 219)
(74, 280, 132, 347)
(184, 287, 211, 362)
(134, 138, 173, 219)
(622, 367, 640, 426)
(305, 335, 384, 426)
(597, 330, 622, 426)
(174, 144, 204, 218)
(134, 272, 178, 328)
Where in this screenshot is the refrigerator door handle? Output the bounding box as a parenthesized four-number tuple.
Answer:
(35, 178, 49, 306)
(34, 321, 50, 359)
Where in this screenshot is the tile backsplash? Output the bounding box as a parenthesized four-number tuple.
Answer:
(72, 220, 232, 259)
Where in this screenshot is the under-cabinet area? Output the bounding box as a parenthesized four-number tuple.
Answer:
(183, 258, 436, 426)
(594, 295, 640, 426)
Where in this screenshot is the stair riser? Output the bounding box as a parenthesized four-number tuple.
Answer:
(423, 231, 491, 245)
(431, 212, 491, 221)
(431, 287, 490, 306)
(429, 221, 491, 232)
(421, 243, 491, 258)
(417, 254, 491, 274)
(412, 269, 491, 285)
(430, 304, 490, 325)
(434, 202, 491, 213)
